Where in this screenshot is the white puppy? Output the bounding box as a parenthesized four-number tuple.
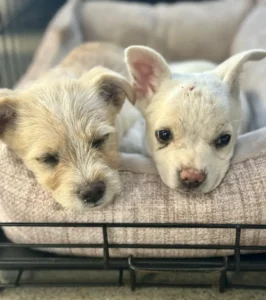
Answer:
(122, 47, 266, 193)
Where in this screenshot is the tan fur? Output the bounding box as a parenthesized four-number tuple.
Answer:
(0, 42, 140, 210)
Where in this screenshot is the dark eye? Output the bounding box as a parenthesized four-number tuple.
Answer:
(37, 153, 59, 167)
(214, 134, 231, 148)
(91, 134, 109, 149)
(155, 129, 172, 143)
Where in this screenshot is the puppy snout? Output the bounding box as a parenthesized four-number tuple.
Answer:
(78, 181, 106, 204)
(179, 168, 206, 189)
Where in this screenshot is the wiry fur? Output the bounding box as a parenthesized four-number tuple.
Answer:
(0, 42, 139, 210)
(124, 46, 266, 193)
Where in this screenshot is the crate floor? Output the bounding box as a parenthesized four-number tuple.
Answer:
(1, 268, 266, 298)
(1, 281, 266, 300)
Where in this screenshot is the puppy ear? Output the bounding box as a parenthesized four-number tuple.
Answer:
(0, 89, 18, 136)
(214, 49, 266, 90)
(125, 46, 171, 101)
(80, 67, 135, 109)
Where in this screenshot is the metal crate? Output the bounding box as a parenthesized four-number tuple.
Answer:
(0, 0, 66, 88)
(0, 0, 266, 293)
(1, 222, 266, 292)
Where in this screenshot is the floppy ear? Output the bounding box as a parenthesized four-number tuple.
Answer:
(125, 46, 171, 101)
(80, 67, 135, 110)
(214, 49, 266, 92)
(0, 89, 17, 136)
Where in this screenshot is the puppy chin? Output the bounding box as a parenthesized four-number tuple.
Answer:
(200, 184, 220, 194)
(54, 186, 120, 212)
(49, 169, 121, 211)
(157, 168, 178, 190)
(176, 182, 216, 194)
(98, 171, 122, 207)
(54, 195, 109, 212)
(92, 187, 121, 210)
(52, 190, 100, 211)
(196, 184, 216, 194)
(198, 169, 228, 193)
(203, 170, 228, 193)
(54, 195, 88, 212)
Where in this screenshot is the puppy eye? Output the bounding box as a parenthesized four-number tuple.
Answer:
(91, 134, 109, 149)
(155, 129, 172, 143)
(37, 153, 59, 167)
(214, 134, 231, 148)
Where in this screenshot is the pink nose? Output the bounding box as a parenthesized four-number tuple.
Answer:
(179, 168, 206, 188)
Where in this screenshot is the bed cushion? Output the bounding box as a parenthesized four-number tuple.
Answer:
(1, 127, 266, 258)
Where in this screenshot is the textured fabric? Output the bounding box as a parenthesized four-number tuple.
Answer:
(231, 4, 266, 130)
(16, 0, 83, 88)
(2, 0, 266, 258)
(81, 0, 253, 62)
(17, 0, 254, 89)
(2, 127, 266, 258)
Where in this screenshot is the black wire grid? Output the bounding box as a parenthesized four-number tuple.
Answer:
(1, 0, 266, 293)
(0, 222, 266, 292)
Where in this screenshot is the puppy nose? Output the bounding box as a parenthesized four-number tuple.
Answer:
(179, 168, 206, 189)
(78, 181, 106, 204)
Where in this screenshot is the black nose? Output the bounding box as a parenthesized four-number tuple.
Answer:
(78, 181, 106, 204)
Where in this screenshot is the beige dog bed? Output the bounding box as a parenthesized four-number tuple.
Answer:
(2, 0, 266, 258)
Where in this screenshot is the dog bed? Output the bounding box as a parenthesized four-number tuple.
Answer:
(2, 0, 266, 258)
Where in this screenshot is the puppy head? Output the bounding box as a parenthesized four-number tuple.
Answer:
(0, 67, 134, 210)
(125, 46, 266, 193)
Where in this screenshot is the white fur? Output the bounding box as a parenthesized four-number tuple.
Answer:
(122, 47, 266, 193)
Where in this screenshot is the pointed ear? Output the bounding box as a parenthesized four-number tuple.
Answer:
(80, 67, 135, 109)
(214, 49, 266, 89)
(0, 89, 18, 136)
(125, 46, 171, 101)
